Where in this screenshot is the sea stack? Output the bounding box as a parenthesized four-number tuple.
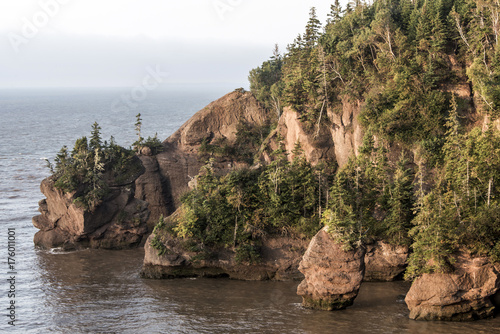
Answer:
(297, 227, 365, 310)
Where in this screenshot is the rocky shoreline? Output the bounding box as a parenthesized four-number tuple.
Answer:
(33, 89, 500, 321)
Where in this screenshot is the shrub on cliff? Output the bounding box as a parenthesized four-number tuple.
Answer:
(133, 113, 164, 155)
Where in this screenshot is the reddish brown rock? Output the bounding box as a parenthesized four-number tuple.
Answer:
(297, 227, 365, 310)
(158, 90, 269, 209)
(405, 253, 500, 321)
(263, 99, 363, 168)
(33, 174, 150, 250)
(134, 154, 172, 229)
(364, 241, 408, 281)
(140, 225, 308, 281)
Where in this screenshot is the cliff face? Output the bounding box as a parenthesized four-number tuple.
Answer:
(157, 90, 269, 209)
(263, 99, 363, 168)
(33, 173, 149, 250)
(134, 154, 172, 229)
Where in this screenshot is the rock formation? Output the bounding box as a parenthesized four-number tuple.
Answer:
(156, 90, 269, 209)
(364, 241, 409, 281)
(33, 172, 150, 250)
(134, 154, 172, 229)
(297, 227, 366, 310)
(405, 252, 500, 321)
(263, 99, 363, 168)
(140, 229, 308, 281)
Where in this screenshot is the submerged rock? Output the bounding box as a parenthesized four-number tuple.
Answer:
(297, 227, 365, 310)
(405, 252, 500, 321)
(364, 241, 408, 281)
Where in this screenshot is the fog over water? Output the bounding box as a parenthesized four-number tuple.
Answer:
(0, 0, 337, 89)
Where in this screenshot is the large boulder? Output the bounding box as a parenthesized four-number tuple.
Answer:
(405, 252, 500, 321)
(297, 227, 366, 310)
(364, 241, 408, 281)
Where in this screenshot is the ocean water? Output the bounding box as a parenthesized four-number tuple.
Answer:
(1, 88, 500, 333)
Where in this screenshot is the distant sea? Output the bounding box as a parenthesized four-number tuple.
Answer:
(1, 87, 500, 333)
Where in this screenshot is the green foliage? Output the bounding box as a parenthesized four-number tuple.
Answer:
(323, 135, 415, 251)
(135, 113, 143, 145)
(406, 120, 500, 279)
(173, 145, 329, 250)
(249, 44, 283, 117)
(198, 121, 272, 164)
(48, 122, 139, 212)
(150, 215, 168, 256)
(133, 113, 164, 155)
(235, 243, 261, 264)
(142, 134, 164, 155)
(383, 153, 414, 245)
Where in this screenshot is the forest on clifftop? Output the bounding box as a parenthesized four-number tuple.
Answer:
(155, 0, 500, 279)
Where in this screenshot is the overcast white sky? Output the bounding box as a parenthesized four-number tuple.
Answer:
(0, 0, 347, 89)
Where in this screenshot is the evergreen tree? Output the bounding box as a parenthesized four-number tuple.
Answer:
(89, 122, 102, 152)
(304, 7, 322, 48)
(327, 0, 343, 24)
(135, 113, 143, 146)
(384, 153, 414, 245)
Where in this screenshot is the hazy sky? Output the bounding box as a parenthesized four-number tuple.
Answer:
(0, 0, 347, 89)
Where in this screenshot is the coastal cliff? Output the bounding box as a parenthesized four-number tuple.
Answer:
(33, 0, 500, 322)
(33, 165, 149, 250)
(157, 90, 269, 209)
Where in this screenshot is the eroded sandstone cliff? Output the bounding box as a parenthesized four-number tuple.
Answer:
(405, 252, 500, 321)
(33, 170, 149, 250)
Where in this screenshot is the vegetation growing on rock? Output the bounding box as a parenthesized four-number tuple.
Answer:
(161, 0, 500, 280)
(47, 118, 159, 212)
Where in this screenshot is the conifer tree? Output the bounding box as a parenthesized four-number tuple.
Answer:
(384, 153, 414, 245)
(89, 122, 102, 152)
(304, 7, 322, 48)
(327, 0, 343, 24)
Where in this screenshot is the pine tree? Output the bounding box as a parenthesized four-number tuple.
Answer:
(327, 0, 343, 24)
(89, 122, 102, 152)
(134, 113, 144, 148)
(304, 7, 322, 48)
(384, 153, 414, 245)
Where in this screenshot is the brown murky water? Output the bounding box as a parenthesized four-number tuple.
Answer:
(24, 248, 500, 333)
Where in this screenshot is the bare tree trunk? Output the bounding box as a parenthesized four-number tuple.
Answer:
(488, 178, 493, 207)
(233, 215, 238, 248)
(316, 46, 329, 137)
(315, 100, 326, 138)
(467, 159, 470, 199)
(492, 1, 499, 46)
(453, 11, 473, 54)
(318, 172, 322, 220)
(453, 191, 462, 223)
